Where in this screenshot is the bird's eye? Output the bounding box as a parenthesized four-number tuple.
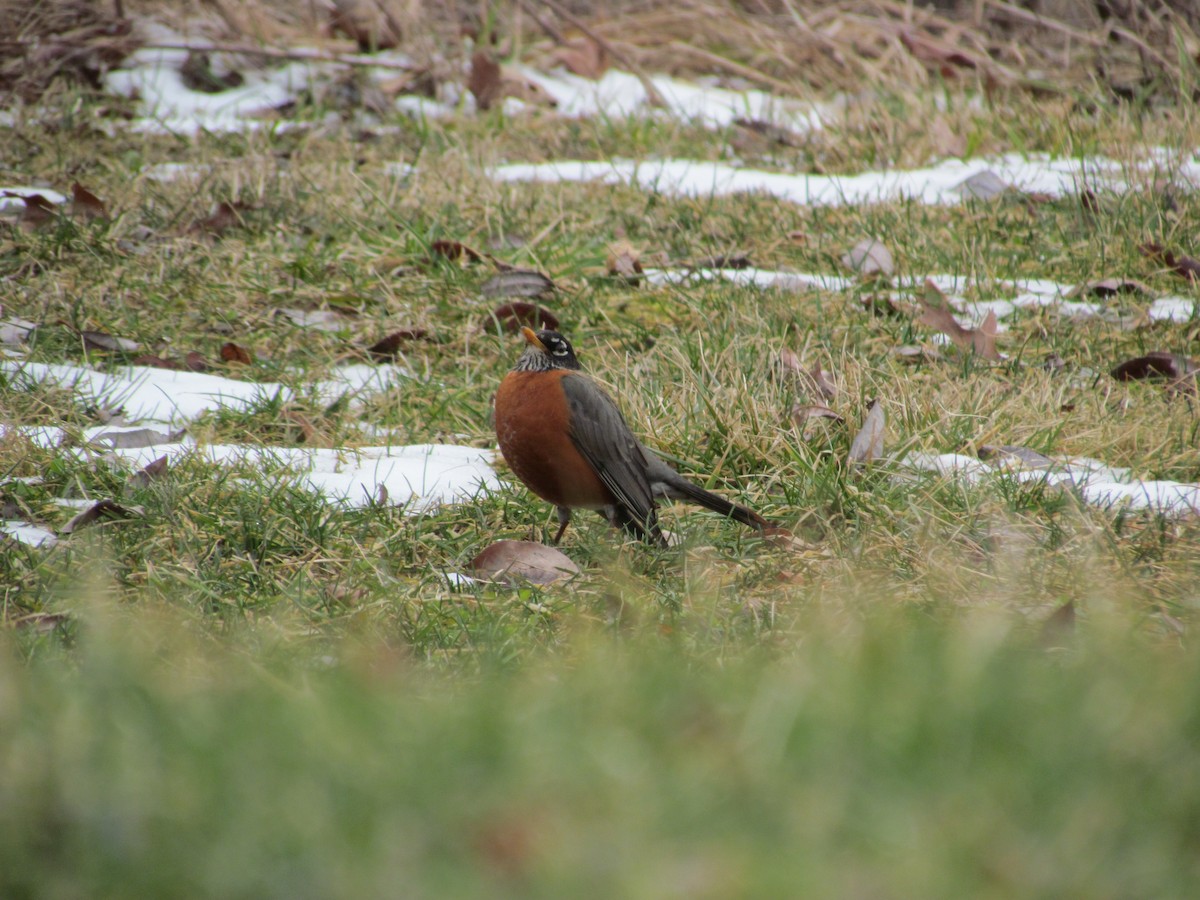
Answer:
(551, 345, 569, 356)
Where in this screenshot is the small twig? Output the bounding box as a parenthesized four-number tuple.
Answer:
(667, 42, 802, 97)
(983, 0, 1107, 48)
(516, 0, 566, 45)
(522, 0, 666, 106)
(138, 40, 419, 70)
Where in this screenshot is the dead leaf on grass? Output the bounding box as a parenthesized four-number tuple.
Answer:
(915, 279, 1000, 360)
(81, 330, 139, 353)
(468, 51, 504, 110)
(70, 183, 108, 221)
(1069, 278, 1152, 299)
(481, 269, 556, 299)
(191, 201, 253, 237)
(4, 192, 58, 231)
(606, 240, 643, 284)
(128, 455, 169, 489)
(430, 239, 484, 265)
(1139, 242, 1200, 282)
(691, 253, 752, 270)
(848, 400, 885, 465)
(954, 170, 1011, 201)
(220, 342, 253, 365)
(842, 238, 893, 277)
(550, 36, 608, 79)
(469, 540, 580, 585)
(1110, 351, 1198, 394)
(9, 612, 70, 633)
(863, 294, 904, 317)
(59, 499, 141, 535)
(368, 329, 432, 360)
(486, 302, 560, 333)
(179, 51, 244, 93)
(899, 29, 979, 76)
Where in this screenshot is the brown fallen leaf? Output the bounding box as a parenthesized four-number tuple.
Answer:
(469, 540, 580, 585)
(128, 455, 169, 490)
(486, 302, 560, 334)
(899, 29, 979, 77)
(328, 0, 401, 52)
(179, 51, 244, 93)
(368, 329, 432, 360)
(1070, 278, 1152, 299)
(1140, 242, 1200, 282)
(848, 400, 886, 465)
(468, 51, 504, 111)
(81, 330, 140, 353)
(915, 279, 1000, 361)
(863, 294, 904, 317)
(59, 499, 140, 535)
(606, 240, 643, 284)
(71, 183, 109, 221)
(804, 361, 837, 401)
(9, 612, 70, 633)
(893, 344, 943, 364)
(550, 36, 609, 79)
(842, 238, 894, 277)
(481, 270, 556, 300)
(430, 239, 484, 265)
(220, 342, 253, 365)
(691, 253, 752, 270)
(282, 409, 317, 443)
(1110, 351, 1198, 394)
(132, 354, 184, 370)
(4, 192, 58, 231)
(791, 403, 844, 440)
(184, 351, 209, 372)
(191, 201, 254, 237)
(954, 170, 1010, 201)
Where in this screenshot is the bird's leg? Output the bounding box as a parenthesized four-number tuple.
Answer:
(552, 506, 572, 545)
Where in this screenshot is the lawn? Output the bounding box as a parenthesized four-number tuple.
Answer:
(2, 1, 1200, 895)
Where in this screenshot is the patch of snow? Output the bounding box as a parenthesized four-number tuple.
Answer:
(493, 152, 1200, 208)
(515, 67, 824, 131)
(1, 360, 407, 427)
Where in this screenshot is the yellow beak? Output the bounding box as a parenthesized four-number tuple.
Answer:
(520, 326, 548, 352)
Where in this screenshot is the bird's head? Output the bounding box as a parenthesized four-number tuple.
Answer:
(515, 327, 581, 371)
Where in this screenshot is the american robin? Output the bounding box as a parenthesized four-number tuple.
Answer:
(494, 327, 768, 546)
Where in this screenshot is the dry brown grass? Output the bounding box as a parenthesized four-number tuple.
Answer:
(4, 0, 1200, 105)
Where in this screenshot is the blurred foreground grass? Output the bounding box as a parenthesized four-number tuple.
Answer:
(3, 585, 1199, 899)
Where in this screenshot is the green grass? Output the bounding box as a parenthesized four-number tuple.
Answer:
(3, 69, 1200, 896)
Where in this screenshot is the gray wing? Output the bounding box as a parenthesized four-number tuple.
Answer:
(560, 374, 658, 528)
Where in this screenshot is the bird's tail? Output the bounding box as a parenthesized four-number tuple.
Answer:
(658, 475, 767, 532)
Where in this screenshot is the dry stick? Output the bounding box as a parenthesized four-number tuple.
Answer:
(982, 0, 1107, 47)
(519, 0, 666, 107)
(517, 0, 566, 45)
(667, 42, 803, 96)
(138, 40, 419, 70)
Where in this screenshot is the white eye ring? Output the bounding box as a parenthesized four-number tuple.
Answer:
(552, 346, 569, 356)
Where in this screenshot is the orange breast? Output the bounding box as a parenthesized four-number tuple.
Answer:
(494, 370, 614, 509)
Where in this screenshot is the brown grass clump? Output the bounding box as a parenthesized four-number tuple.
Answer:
(4, 0, 1200, 104)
